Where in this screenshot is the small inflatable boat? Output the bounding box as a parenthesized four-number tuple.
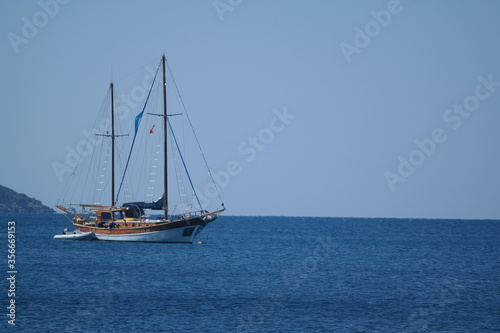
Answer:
(53, 229, 96, 241)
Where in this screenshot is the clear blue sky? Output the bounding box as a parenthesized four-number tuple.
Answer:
(1, 0, 499, 219)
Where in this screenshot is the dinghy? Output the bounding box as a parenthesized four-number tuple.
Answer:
(53, 229, 96, 241)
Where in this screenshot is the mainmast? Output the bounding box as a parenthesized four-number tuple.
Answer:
(111, 82, 116, 207)
(162, 54, 168, 219)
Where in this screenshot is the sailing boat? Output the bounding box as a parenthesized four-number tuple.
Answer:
(55, 55, 225, 242)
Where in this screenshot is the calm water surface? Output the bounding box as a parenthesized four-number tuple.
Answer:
(0, 214, 498, 332)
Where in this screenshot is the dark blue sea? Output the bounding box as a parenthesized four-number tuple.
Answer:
(0, 214, 498, 332)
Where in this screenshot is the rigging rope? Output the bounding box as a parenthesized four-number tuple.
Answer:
(169, 128, 189, 210)
(167, 120, 203, 210)
(115, 63, 160, 203)
(165, 59, 225, 208)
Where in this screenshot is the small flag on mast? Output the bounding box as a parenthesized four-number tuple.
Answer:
(134, 111, 144, 133)
(150, 125, 155, 134)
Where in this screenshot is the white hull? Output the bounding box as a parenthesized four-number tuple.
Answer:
(93, 225, 204, 243)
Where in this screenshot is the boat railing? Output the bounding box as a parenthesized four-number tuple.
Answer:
(172, 210, 209, 221)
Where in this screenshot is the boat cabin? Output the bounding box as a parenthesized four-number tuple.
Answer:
(96, 209, 125, 223)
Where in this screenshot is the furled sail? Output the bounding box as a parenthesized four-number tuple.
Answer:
(122, 195, 164, 210)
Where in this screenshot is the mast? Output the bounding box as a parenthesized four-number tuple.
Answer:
(111, 82, 116, 207)
(162, 54, 168, 219)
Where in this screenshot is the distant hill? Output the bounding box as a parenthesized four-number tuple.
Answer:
(0, 185, 54, 213)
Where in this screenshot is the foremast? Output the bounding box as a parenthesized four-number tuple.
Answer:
(96, 82, 126, 208)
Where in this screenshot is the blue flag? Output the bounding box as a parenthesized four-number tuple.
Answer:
(135, 111, 144, 133)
